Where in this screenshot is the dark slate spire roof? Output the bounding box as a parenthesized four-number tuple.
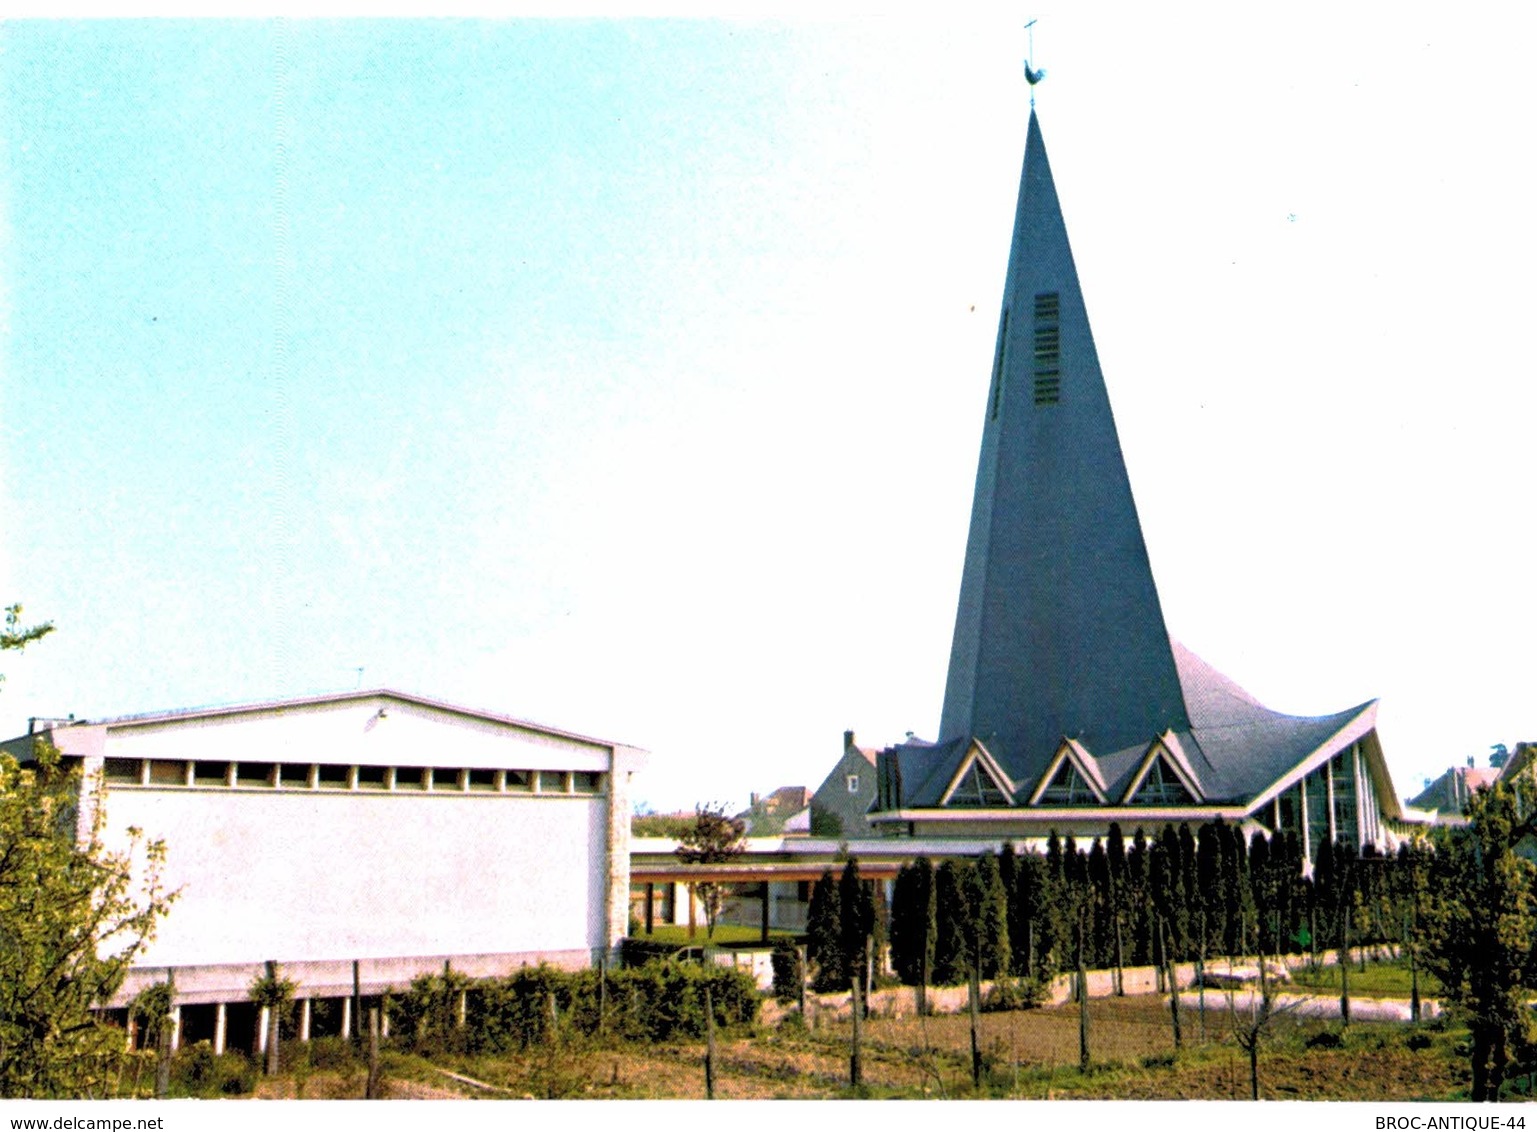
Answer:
(938, 110, 1188, 770)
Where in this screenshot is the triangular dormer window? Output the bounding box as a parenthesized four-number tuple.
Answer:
(1133, 756, 1198, 806)
(946, 761, 1012, 807)
(938, 741, 1015, 808)
(1039, 760, 1097, 805)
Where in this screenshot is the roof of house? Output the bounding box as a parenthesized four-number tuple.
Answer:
(1407, 765, 1501, 814)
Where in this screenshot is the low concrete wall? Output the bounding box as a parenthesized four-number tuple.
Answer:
(762, 947, 1408, 1025)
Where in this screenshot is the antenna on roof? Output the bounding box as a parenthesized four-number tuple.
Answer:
(1023, 19, 1047, 108)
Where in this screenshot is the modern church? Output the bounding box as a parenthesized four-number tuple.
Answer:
(867, 110, 1410, 864)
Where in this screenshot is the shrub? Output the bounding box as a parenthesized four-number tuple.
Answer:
(307, 1035, 359, 1070)
(1305, 1029, 1345, 1050)
(170, 1043, 256, 1097)
(770, 941, 804, 1003)
(983, 975, 1046, 1012)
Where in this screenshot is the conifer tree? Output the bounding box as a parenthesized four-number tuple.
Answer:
(806, 869, 845, 992)
(933, 860, 972, 985)
(890, 857, 937, 987)
(1087, 838, 1113, 968)
(971, 850, 1011, 980)
(1106, 823, 1128, 988)
(1128, 827, 1152, 965)
(1040, 833, 1066, 975)
(839, 858, 874, 992)
(1014, 849, 1045, 977)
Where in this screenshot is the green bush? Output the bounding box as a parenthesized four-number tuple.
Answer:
(399, 960, 761, 1057)
(983, 975, 1046, 1012)
(770, 941, 803, 1003)
(169, 1042, 257, 1097)
(306, 1035, 359, 1069)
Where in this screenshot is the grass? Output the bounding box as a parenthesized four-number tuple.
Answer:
(1286, 955, 1443, 999)
(632, 923, 801, 947)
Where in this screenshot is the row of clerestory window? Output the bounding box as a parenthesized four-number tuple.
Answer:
(99, 757, 605, 796)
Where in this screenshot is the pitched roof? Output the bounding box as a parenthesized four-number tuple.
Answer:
(1407, 765, 1500, 814)
(44, 688, 637, 751)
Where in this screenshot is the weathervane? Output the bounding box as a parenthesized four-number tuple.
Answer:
(1024, 18, 1047, 107)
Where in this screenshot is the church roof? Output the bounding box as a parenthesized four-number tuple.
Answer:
(885, 641, 1377, 809)
(874, 107, 1390, 822)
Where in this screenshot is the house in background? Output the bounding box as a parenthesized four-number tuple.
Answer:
(809, 730, 880, 838)
(737, 785, 811, 836)
(3, 689, 645, 1055)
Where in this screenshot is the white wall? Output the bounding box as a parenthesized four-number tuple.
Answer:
(107, 786, 608, 968)
(67, 694, 628, 973)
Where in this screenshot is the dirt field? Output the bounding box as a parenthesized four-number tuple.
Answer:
(366, 994, 1475, 1101)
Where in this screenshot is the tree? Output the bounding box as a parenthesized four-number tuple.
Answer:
(0, 609, 174, 1098)
(0, 747, 174, 1096)
(969, 850, 1010, 980)
(673, 802, 746, 939)
(1421, 774, 1537, 1101)
(932, 860, 972, 985)
(889, 857, 936, 989)
(805, 870, 845, 992)
(839, 858, 874, 998)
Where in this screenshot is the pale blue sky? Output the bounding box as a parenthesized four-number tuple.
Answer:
(3, 11, 1534, 811)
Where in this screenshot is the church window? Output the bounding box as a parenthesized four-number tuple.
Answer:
(1133, 757, 1197, 805)
(847, 774, 859, 793)
(947, 760, 1010, 807)
(1039, 759, 1094, 804)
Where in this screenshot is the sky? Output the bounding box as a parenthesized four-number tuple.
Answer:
(1, 9, 1534, 814)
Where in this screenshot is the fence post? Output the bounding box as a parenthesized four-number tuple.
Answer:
(365, 1007, 381, 1099)
(352, 960, 363, 1051)
(1077, 921, 1090, 1073)
(851, 972, 863, 1088)
(704, 985, 717, 1099)
(967, 964, 983, 1088)
(264, 959, 281, 1077)
(599, 952, 608, 1035)
(798, 945, 810, 1029)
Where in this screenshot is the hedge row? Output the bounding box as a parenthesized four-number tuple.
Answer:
(389, 961, 759, 1054)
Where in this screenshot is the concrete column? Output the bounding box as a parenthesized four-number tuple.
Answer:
(1325, 756, 1337, 845)
(340, 996, 352, 1040)
(214, 1003, 227, 1055)
(258, 1006, 270, 1055)
(169, 1005, 182, 1053)
(604, 750, 641, 952)
(457, 990, 467, 1029)
(299, 998, 312, 1042)
(1300, 776, 1311, 869)
(380, 1006, 390, 1039)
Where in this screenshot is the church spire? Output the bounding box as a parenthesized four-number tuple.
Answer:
(937, 110, 1188, 765)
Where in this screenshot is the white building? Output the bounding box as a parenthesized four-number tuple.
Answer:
(6, 689, 645, 1054)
